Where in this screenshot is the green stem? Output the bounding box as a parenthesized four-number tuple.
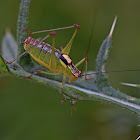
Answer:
(10, 69, 140, 114)
(17, 0, 31, 65)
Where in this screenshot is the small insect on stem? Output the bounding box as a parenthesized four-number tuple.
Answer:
(5, 22, 140, 106)
(5, 24, 90, 104)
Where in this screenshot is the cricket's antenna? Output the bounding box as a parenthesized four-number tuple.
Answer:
(81, 27, 93, 72)
(81, 2, 99, 73)
(86, 24, 94, 58)
(81, 69, 140, 77)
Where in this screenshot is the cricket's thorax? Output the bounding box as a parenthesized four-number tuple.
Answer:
(24, 37, 81, 78)
(59, 54, 82, 78)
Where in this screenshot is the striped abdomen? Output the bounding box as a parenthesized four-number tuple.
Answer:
(24, 37, 61, 65)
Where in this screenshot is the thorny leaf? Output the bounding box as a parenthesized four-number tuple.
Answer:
(1, 30, 18, 64)
(121, 82, 140, 88)
(0, 3, 140, 115)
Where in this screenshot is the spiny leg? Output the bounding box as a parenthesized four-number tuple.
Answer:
(24, 24, 80, 56)
(24, 70, 59, 79)
(24, 24, 80, 35)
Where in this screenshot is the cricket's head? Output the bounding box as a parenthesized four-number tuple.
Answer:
(23, 37, 32, 44)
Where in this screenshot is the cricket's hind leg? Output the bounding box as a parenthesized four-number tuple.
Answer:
(24, 24, 80, 56)
(24, 24, 80, 35)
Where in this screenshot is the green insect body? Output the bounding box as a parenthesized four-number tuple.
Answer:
(6, 24, 88, 87)
(24, 36, 81, 83)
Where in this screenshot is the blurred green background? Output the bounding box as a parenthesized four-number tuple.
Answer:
(0, 0, 140, 139)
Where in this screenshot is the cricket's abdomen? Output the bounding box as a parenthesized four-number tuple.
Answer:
(24, 37, 61, 69)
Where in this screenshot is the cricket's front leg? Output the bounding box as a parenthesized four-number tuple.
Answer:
(75, 56, 92, 80)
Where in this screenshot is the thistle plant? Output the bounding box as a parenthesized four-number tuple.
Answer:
(0, 0, 140, 114)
